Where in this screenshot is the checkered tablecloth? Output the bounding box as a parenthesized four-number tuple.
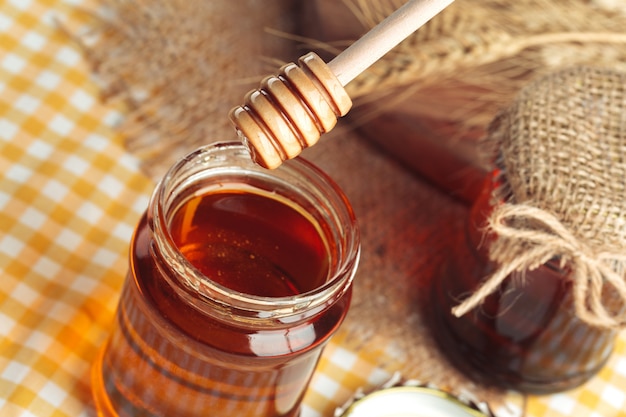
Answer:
(2, 1, 626, 416)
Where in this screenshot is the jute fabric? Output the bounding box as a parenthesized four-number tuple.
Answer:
(453, 67, 626, 329)
(77, 0, 299, 180)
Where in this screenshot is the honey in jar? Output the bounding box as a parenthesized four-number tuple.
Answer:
(428, 67, 626, 394)
(91, 142, 360, 416)
(429, 173, 618, 394)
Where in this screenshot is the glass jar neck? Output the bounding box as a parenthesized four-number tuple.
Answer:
(146, 142, 360, 324)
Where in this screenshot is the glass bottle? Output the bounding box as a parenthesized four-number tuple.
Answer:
(430, 172, 618, 394)
(91, 142, 360, 416)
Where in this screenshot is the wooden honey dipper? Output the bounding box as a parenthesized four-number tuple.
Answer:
(229, 0, 455, 169)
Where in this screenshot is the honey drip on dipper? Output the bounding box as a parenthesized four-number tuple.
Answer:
(230, 0, 455, 169)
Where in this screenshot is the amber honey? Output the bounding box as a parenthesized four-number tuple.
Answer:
(170, 190, 329, 298)
(92, 143, 360, 417)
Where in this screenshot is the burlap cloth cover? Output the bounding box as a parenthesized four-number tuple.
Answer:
(453, 66, 626, 329)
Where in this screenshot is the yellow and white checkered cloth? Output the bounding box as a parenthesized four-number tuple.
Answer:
(1, 1, 626, 416)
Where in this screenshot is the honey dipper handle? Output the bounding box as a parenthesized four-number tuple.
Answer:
(328, 0, 455, 86)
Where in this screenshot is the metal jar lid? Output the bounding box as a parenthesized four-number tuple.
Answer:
(335, 374, 493, 417)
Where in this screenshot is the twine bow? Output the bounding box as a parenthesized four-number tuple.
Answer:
(451, 203, 626, 329)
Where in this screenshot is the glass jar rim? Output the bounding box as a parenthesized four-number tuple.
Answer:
(148, 142, 360, 317)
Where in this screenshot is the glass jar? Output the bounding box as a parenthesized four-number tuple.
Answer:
(91, 142, 360, 416)
(430, 172, 618, 394)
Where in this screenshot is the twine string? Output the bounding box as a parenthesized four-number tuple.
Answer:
(451, 203, 626, 329)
